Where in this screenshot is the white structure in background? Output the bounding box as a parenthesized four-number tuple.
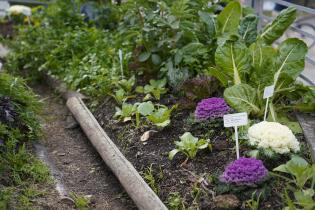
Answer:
(7, 5, 31, 16)
(0, 1, 10, 17)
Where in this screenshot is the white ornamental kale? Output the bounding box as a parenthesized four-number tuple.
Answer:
(248, 121, 300, 154)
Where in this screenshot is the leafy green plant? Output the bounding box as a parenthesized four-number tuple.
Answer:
(142, 164, 160, 195)
(137, 101, 177, 128)
(70, 192, 90, 210)
(206, 4, 314, 118)
(246, 191, 262, 210)
(110, 89, 135, 105)
(167, 192, 186, 210)
(273, 156, 315, 210)
(169, 132, 211, 161)
(136, 78, 168, 100)
(116, 75, 136, 93)
(114, 102, 138, 122)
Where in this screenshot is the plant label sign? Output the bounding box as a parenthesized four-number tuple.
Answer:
(263, 85, 275, 99)
(223, 112, 248, 159)
(223, 112, 248, 128)
(263, 85, 275, 121)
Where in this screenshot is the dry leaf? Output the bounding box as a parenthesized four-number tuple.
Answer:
(140, 130, 157, 142)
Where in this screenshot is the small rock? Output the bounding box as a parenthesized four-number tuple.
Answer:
(214, 194, 240, 209)
(57, 152, 66, 156)
(59, 196, 75, 206)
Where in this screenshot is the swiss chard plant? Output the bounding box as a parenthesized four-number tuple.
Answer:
(169, 132, 211, 162)
(205, 3, 314, 119)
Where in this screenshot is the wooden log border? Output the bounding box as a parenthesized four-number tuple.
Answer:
(43, 74, 167, 210)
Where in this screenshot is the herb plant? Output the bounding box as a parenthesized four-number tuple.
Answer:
(136, 78, 168, 100)
(169, 132, 211, 161)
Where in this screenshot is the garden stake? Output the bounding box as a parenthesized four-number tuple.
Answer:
(234, 126, 240, 159)
(263, 85, 275, 121)
(119, 49, 124, 79)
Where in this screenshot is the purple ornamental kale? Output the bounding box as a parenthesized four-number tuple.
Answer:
(195, 97, 230, 120)
(220, 157, 268, 186)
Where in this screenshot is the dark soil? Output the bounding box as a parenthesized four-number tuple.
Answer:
(0, 21, 14, 38)
(31, 83, 135, 209)
(94, 94, 312, 210)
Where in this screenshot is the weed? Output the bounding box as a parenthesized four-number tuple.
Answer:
(167, 192, 186, 210)
(142, 164, 160, 195)
(70, 192, 90, 210)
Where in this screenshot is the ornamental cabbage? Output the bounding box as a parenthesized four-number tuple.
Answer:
(248, 121, 300, 154)
(195, 97, 230, 120)
(220, 157, 268, 186)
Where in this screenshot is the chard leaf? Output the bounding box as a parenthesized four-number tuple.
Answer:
(215, 40, 251, 85)
(205, 67, 229, 87)
(217, 1, 242, 35)
(198, 11, 216, 38)
(259, 7, 296, 44)
(273, 38, 307, 87)
(224, 84, 261, 115)
(239, 14, 258, 46)
(249, 42, 277, 87)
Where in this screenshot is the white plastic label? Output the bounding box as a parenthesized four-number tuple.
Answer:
(263, 85, 275, 99)
(223, 112, 248, 128)
(0, 62, 2, 71)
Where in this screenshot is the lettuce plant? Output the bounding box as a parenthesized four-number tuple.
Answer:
(109, 89, 135, 105)
(169, 132, 211, 161)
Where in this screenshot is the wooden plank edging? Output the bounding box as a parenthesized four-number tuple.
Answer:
(66, 97, 167, 210)
(297, 113, 315, 162)
(43, 74, 167, 209)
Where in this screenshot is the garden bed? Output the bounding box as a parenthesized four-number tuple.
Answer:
(93, 94, 312, 209)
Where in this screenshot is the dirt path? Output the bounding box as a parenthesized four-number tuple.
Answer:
(34, 83, 135, 210)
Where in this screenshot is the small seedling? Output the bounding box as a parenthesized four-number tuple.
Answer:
(70, 192, 90, 210)
(169, 132, 211, 164)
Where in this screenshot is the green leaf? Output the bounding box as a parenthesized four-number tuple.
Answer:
(259, 7, 297, 44)
(224, 84, 261, 115)
(249, 42, 277, 87)
(139, 52, 151, 62)
(217, 1, 242, 34)
(239, 14, 258, 46)
(273, 38, 308, 87)
(198, 11, 216, 37)
(151, 54, 161, 65)
(215, 40, 251, 85)
(137, 101, 154, 116)
(204, 67, 228, 87)
(169, 149, 180, 160)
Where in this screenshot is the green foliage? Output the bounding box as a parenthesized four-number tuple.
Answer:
(70, 192, 90, 210)
(142, 164, 160, 195)
(0, 73, 41, 140)
(245, 191, 262, 210)
(137, 101, 177, 128)
(273, 156, 315, 210)
(258, 7, 297, 45)
(137, 78, 168, 100)
(169, 132, 211, 160)
(167, 192, 186, 210)
(114, 103, 138, 122)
